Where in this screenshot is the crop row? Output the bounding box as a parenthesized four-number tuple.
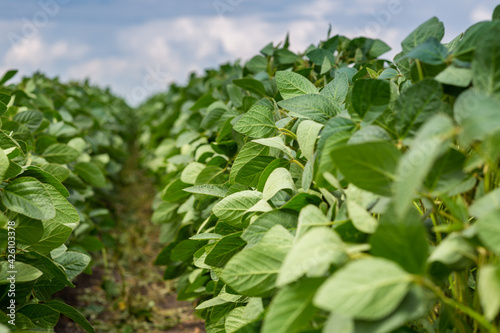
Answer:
(139, 7, 500, 333)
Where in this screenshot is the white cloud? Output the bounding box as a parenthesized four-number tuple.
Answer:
(470, 6, 491, 22)
(3, 36, 88, 70)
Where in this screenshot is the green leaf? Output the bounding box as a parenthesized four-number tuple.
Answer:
(394, 114, 454, 219)
(262, 168, 296, 201)
(43, 184, 79, 228)
(222, 225, 293, 296)
(428, 233, 476, 268)
(0, 149, 8, 182)
(13, 110, 44, 132)
(181, 162, 205, 184)
(213, 191, 262, 226)
(241, 210, 297, 246)
(371, 205, 429, 274)
(230, 142, 268, 184)
(278, 228, 346, 287)
(477, 209, 500, 256)
(54, 251, 91, 280)
(16, 304, 59, 330)
(234, 104, 277, 138)
(0, 261, 42, 284)
(472, 24, 500, 99)
(235, 156, 275, 187)
(42, 143, 79, 164)
(233, 78, 267, 97)
(252, 136, 293, 157)
(454, 90, 500, 145)
(330, 142, 401, 196)
(45, 300, 95, 333)
(205, 232, 247, 268)
(262, 278, 323, 333)
(321, 72, 349, 104)
(296, 204, 330, 238)
(2, 177, 56, 220)
(40, 164, 70, 182)
(435, 66, 472, 87)
(23, 166, 70, 197)
(401, 17, 444, 53)
(402, 37, 448, 65)
(275, 71, 318, 99)
(27, 219, 73, 255)
(278, 94, 338, 124)
(297, 120, 323, 160)
(162, 178, 191, 202)
(257, 158, 290, 192)
(184, 184, 228, 198)
(0, 69, 17, 86)
(74, 162, 107, 188)
(478, 264, 500, 321)
(395, 79, 443, 138)
(346, 186, 378, 234)
(350, 79, 391, 124)
(314, 258, 412, 320)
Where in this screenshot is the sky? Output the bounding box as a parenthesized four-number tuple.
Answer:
(0, 0, 498, 105)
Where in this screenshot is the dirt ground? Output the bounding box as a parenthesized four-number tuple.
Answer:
(54, 149, 205, 333)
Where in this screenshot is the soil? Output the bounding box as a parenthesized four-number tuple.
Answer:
(54, 148, 205, 333)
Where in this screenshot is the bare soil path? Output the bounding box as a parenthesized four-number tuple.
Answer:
(55, 148, 205, 333)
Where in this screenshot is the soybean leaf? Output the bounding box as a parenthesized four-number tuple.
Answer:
(454, 90, 500, 145)
(252, 136, 293, 158)
(262, 168, 296, 201)
(401, 17, 445, 53)
(275, 71, 318, 99)
(314, 258, 412, 320)
(297, 120, 323, 160)
(278, 228, 346, 287)
(42, 143, 79, 164)
(44, 300, 95, 333)
(16, 304, 60, 330)
(402, 37, 448, 65)
(478, 264, 500, 321)
(472, 24, 500, 99)
(213, 191, 263, 226)
(0, 261, 42, 284)
(234, 104, 277, 138)
(184, 184, 228, 198)
(23, 166, 70, 197)
(321, 72, 349, 104)
(222, 225, 293, 296)
(278, 94, 339, 124)
(477, 209, 500, 256)
(233, 78, 267, 97)
(350, 79, 391, 124)
(241, 210, 297, 246)
(2, 177, 56, 220)
(395, 79, 443, 138)
(230, 142, 268, 184)
(262, 278, 323, 333)
(330, 142, 401, 196)
(371, 205, 429, 275)
(74, 162, 106, 188)
(394, 114, 454, 219)
(205, 232, 247, 268)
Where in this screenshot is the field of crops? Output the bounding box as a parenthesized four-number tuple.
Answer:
(1, 6, 500, 333)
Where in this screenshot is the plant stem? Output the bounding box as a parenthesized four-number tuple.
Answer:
(416, 59, 425, 81)
(420, 278, 498, 333)
(279, 128, 298, 140)
(290, 158, 305, 170)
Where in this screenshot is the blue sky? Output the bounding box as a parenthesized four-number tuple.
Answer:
(0, 0, 498, 104)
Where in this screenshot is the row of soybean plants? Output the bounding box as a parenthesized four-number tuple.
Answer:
(141, 7, 500, 333)
(0, 71, 136, 332)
